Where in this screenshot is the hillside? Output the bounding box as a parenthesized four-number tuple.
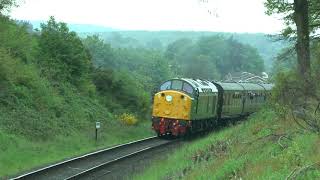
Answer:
(28, 20, 117, 32)
(135, 109, 320, 179)
(0, 14, 287, 179)
(0, 16, 154, 178)
(27, 21, 287, 71)
(2, 0, 320, 179)
(81, 31, 287, 71)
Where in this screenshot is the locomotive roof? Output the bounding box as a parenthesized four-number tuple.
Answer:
(162, 78, 272, 93)
(179, 78, 218, 93)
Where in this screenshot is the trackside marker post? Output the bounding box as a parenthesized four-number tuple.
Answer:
(95, 122, 101, 142)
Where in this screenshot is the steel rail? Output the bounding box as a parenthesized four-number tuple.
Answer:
(66, 145, 162, 179)
(11, 136, 164, 180)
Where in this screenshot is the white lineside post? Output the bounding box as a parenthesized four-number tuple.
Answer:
(95, 121, 101, 142)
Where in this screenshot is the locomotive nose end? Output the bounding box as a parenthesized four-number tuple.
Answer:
(152, 90, 191, 120)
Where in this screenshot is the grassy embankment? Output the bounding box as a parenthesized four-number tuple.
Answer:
(0, 119, 153, 178)
(0, 66, 154, 177)
(135, 109, 320, 179)
(0, 93, 153, 178)
(0, 122, 153, 178)
(0, 16, 154, 178)
(0, 44, 154, 178)
(0, 94, 153, 178)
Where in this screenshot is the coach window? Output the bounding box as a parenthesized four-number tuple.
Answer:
(249, 92, 254, 100)
(183, 82, 193, 94)
(160, 81, 171, 91)
(172, 80, 183, 90)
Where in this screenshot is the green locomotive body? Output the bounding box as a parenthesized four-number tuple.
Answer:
(152, 78, 273, 136)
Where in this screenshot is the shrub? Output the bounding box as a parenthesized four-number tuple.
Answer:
(92, 69, 150, 117)
(118, 113, 138, 126)
(272, 70, 320, 133)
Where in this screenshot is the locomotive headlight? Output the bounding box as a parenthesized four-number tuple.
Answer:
(165, 95, 173, 102)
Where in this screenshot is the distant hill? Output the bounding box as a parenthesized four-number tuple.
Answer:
(80, 31, 288, 71)
(28, 20, 117, 32)
(24, 20, 287, 71)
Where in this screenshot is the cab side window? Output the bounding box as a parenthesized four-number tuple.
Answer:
(183, 83, 193, 94)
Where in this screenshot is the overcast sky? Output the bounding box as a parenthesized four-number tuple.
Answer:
(11, 0, 284, 33)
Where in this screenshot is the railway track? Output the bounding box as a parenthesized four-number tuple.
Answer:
(12, 136, 174, 180)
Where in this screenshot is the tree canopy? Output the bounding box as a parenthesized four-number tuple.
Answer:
(165, 36, 265, 80)
(38, 16, 92, 87)
(265, 0, 320, 78)
(0, 0, 17, 14)
(265, 0, 320, 39)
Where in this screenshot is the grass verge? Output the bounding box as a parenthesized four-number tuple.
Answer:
(0, 120, 154, 178)
(134, 109, 320, 179)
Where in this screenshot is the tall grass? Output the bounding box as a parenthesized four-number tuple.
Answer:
(135, 109, 320, 179)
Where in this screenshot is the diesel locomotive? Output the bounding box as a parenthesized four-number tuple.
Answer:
(151, 78, 273, 137)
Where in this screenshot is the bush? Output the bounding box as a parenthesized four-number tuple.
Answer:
(271, 70, 320, 133)
(270, 71, 300, 119)
(92, 68, 150, 117)
(118, 113, 138, 126)
(0, 16, 38, 64)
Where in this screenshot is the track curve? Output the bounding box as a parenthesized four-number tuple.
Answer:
(12, 136, 173, 180)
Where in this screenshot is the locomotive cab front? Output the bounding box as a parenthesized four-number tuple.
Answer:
(152, 79, 194, 136)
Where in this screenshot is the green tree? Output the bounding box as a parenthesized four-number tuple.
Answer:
(265, 0, 320, 79)
(266, 1, 320, 133)
(84, 34, 172, 93)
(92, 69, 149, 116)
(165, 38, 194, 60)
(0, 0, 17, 14)
(146, 38, 163, 50)
(271, 47, 297, 75)
(165, 38, 196, 76)
(225, 37, 264, 74)
(185, 55, 220, 80)
(113, 48, 172, 90)
(38, 16, 92, 87)
(83, 35, 114, 68)
(0, 16, 37, 63)
(166, 36, 265, 79)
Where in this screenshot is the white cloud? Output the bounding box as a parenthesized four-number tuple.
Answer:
(11, 0, 284, 33)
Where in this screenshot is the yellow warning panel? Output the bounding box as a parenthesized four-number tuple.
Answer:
(152, 90, 192, 120)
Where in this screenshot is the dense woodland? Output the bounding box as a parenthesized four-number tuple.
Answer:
(80, 30, 286, 70)
(0, 13, 269, 139)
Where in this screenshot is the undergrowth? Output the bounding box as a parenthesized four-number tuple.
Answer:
(135, 109, 320, 179)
